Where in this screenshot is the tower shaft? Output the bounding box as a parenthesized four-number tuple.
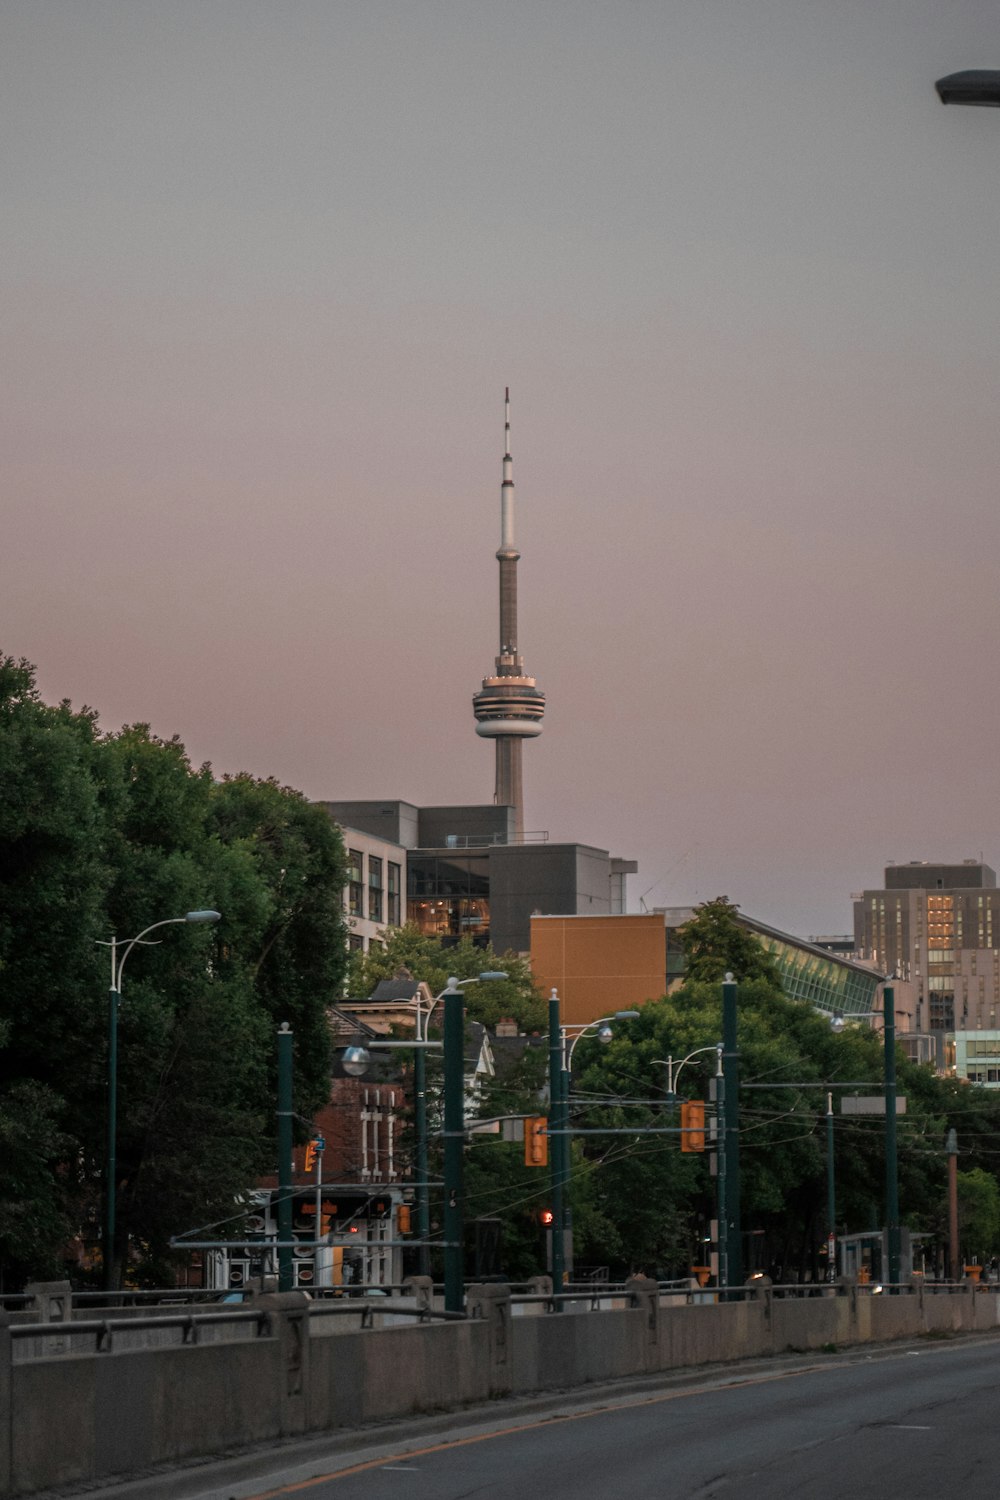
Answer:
(494, 735, 524, 835)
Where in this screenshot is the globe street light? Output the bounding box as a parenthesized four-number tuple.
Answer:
(96, 910, 221, 1289)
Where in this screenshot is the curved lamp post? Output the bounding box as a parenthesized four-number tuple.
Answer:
(96, 910, 221, 1288)
(547, 995, 639, 1291)
(652, 1043, 723, 1105)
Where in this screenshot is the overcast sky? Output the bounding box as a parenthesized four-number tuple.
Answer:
(5, 2, 1000, 937)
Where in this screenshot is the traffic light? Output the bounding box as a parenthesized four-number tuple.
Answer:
(680, 1100, 706, 1153)
(397, 1204, 412, 1234)
(539, 1207, 555, 1227)
(524, 1116, 548, 1167)
(304, 1140, 317, 1173)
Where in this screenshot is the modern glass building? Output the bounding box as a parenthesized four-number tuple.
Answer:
(661, 908, 882, 1020)
(533, 909, 884, 1028)
(747, 920, 881, 1018)
(953, 1031, 1000, 1087)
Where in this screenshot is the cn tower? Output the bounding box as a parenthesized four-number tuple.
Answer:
(472, 390, 545, 838)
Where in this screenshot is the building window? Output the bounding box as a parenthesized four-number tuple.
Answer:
(348, 849, 364, 919)
(387, 862, 401, 926)
(368, 856, 383, 924)
(348, 934, 365, 952)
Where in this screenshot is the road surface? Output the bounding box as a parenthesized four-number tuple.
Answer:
(103, 1335, 1000, 1500)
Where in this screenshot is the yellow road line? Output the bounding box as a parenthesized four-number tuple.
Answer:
(245, 1362, 831, 1495)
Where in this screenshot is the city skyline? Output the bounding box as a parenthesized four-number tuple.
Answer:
(5, 3, 1000, 936)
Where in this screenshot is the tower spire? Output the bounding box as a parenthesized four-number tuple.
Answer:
(472, 390, 545, 838)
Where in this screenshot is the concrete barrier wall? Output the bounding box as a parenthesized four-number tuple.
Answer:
(10, 1339, 284, 1491)
(5, 1288, 999, 1496)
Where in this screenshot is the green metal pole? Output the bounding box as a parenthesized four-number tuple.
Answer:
(104, 938, 119, 1291)
(826, 1090, 836, 1281)
(443, 983, 465, 1314)
(947, 1127, 959, 1283)
(277, 1023, 294, 1293)
(715, 1061, 727, 1288)
(883, 984, 900, 1289)
(560, 1060, 572, 1278)
(414, 1043, 430, 1277)
(548, 993, 565, 1295)
(722, 973, 742, 1289)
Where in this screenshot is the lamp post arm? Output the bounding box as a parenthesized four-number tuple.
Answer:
(113, 917, 186, 990)
(654, 1043, 722, 1102)
(565, 1016, 615, 1071)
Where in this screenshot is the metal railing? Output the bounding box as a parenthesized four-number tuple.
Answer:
(10, 1308, 268, 1352)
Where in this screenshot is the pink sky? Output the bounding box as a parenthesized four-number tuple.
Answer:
(5, 2, 1000, 935)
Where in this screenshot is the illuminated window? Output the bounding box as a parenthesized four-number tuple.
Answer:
(368, 856, 383, 923)
(348, 850, 364, 918)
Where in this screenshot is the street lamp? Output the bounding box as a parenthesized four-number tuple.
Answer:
(547, 994, 639, 1291)
(339, 970, 507, 1306)
(96, 909, 221, 1289)
(652, 1044, 723, 1105)
(437, 973, 506, 1312)
(936, 71, 1000, 107)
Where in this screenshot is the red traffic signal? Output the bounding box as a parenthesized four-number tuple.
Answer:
(539, 1207, 555, 1227)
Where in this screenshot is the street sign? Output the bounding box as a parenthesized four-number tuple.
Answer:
(840, 1096, 906, 1115)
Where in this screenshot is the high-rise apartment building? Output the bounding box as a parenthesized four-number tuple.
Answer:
(853, 860, 1000, 1040)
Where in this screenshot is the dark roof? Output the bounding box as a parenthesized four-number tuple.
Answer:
(490, 1032, 546, 1081)
(328, 1007, 382, 1039)
(369, 979, 420, 1002)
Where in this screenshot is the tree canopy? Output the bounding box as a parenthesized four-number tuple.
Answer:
(565, 900, 994, 1283)
(0, 655, 348, 1287)
(346, 923, 547, 1032)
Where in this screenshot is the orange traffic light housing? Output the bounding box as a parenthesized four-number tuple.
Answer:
(303, 1141, 317, 1173)
(397, 1204, 412, 1234)
(524, 1116, 549, 1167)
(680, 1100, 706, 1152)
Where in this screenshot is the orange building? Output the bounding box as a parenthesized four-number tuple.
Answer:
(530, 913, 669, 1025)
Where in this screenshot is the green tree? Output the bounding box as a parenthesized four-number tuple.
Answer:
(570, 972, 958, 1281)
(347, 923, 546, 1032)
(678, 898, 782, 985)
(0, 656, 349, 1287)
(957, 1168, 1000, 1262)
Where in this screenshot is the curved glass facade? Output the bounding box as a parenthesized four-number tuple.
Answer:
(752, 930, 879, 1017)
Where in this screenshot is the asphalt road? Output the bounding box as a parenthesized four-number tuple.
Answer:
(217, 1337, 1000, 1500)
(81, 1336, 1000, 1500)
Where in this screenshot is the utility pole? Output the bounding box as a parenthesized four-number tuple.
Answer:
(548, 991, 565, 1295)
(277, 1023, 294, 1292)
(442, 981, 465, 1314)
(947, 1127, 960, 1283)
(883, 984, 900, 1289)
(105, 939, 120, 1292)
(826, 1090, 836, 1281)
(721, 972, 742, 1289)
(414, 1043, 430, 1276)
